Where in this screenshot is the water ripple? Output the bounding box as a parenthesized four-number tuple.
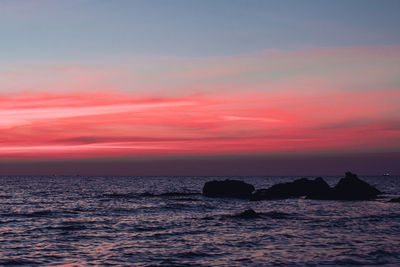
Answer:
(0, 175, 399, 266)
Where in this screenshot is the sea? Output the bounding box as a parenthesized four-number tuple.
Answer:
(0, 175, 399, 266)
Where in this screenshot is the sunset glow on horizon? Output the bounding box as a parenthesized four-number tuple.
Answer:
(1, 46, 399, 161)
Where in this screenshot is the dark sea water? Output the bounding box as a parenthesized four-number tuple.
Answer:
(0, 175, 399, 266)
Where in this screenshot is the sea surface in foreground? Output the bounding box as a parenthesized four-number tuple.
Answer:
(0, 175, 399, 266)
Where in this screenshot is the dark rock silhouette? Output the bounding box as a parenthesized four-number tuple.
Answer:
(330, 172, 381, 200)
(202, 179, 255, 198)
(251, 172, 381, 201)
(388, 197, 400, 203)
(251, 177, 331, 200)
(203, 172, 381, 201)
(233, 209, 261, 219)
(305, 177, 334, 199)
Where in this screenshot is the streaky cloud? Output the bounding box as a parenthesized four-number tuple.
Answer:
(0, 46, 399, 160)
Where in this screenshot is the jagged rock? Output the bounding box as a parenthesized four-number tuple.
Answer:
(202, 179, 255, 198)
(331, 172, 381, 200)
(233, 209, 261, 219)
(252, 173, 381, 201)
(305, 177, 333, 199)
(389, 197, 400, 203)
(251, 177, 331, 200)
(203, 172, 381, 201)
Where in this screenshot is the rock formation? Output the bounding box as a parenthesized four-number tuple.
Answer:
(329, 172, 381, 200)
(388, 197, 400, 203)
(202, 179, 255, 198)
(251, 177, 331, 200)
(233, 209, 261, 219)
(202, 172, 381, 201)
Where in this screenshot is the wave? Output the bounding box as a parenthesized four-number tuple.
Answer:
(45, 224, 87, 231)
(102, 191, 200, 199)
(328, 258, 370, 266)
(262, 211, 299, 219)
(203, 210, 299, 221)
(141, 192, 201, 197)
(133, 225, 167, 232)
(360, 213, 400, 222)
(25, 221, 89, 233)
(102, 192, 139, 199)
(0, 259, 40, 266)
(368, 249, 400, 260)
(173, 251, 213, 259)
(160, 203, 215, 212)
(170, 197, 200, 201)
(323, 212, 400, 227)
(145, 259, 207, 267)
(1, 210, 74, 218)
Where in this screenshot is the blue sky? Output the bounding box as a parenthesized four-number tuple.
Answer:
(1, 0, 400, 62)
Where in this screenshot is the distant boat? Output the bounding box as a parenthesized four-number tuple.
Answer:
(383, 173, 390, 176)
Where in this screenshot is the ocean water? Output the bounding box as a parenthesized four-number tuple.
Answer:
(0, 175, 399, 266)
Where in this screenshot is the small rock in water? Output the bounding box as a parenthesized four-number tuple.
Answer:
(234, 209, 261, 219)
(202, 179, 255, 198)
(389, 197, 400, 203)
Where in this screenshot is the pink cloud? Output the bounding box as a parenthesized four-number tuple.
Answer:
(1, 46, 399, 160)
(0, 88, 399, 160)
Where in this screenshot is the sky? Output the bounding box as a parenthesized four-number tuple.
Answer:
(1, 0, 399, 175)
